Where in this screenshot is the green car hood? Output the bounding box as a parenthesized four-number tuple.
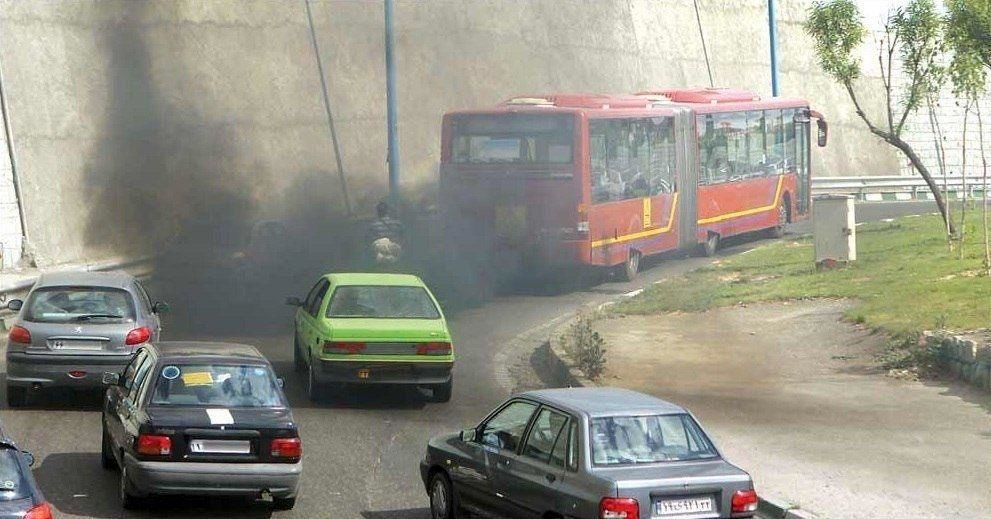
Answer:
(326, 317, 451, 342)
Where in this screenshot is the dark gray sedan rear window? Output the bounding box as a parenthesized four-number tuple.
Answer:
(25, 286, 136, 323)
(590, 414, 718, 465)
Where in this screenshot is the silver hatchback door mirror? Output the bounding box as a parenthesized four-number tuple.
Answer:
(102, 372, 120, 386)
(6, 299, 22, 312)
(20, 451, 34, 467)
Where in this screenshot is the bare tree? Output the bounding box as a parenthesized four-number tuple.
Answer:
(806, 0, 955, 236)
(945, 0, 990, 267)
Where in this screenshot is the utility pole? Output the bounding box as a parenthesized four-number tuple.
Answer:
(768, 0, 780, 97)
(0, 50, 29, 266)
(304, 0, 352, 217)
(384, 0, 400, 209)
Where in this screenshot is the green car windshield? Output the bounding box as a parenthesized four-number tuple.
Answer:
(326, 285, 440, 319)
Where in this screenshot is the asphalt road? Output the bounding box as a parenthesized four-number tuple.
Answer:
(0, 200, 938, 519)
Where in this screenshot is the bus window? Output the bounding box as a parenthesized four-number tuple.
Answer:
(451, 113, 574, 165)
(766, 110, 786, 174)
(591, 118, 677, 203)
(698, 112, 746, 184)
(747, 111, 767, 177)
(783, 109, 797, 174)
(647, 118, 677, 195)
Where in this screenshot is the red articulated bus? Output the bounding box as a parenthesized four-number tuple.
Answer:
(439, 88, 826, 290)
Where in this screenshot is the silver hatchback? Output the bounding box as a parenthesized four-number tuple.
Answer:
(5, 271, 168, 406)
(421, 387, 758, 519)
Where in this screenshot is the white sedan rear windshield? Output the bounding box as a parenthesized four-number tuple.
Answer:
(326, 286, 440, 319)
(591, 414, 718, 465)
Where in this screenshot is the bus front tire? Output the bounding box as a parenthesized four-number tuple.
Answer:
(700, 233, 720, 257)
(617, 251, 640, 282)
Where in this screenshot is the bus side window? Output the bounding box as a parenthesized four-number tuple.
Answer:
(648, 118, 677, 195)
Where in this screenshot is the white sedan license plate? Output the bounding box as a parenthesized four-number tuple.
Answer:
(656, 497, 714, 516)
(189, 440, 251, 454)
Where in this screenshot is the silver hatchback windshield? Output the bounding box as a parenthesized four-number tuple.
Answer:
(24, 286, 136, 324)
(590, 414, 718, 465)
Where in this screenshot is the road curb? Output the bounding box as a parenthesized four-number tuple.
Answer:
(544, 311, 821, 519)
(758, 497, 819, 518)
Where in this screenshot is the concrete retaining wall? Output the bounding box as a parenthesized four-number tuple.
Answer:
(927, 331, 991, 393)
(0, 0, 900, 268)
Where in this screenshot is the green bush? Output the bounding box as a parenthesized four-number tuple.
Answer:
(563, 313, 607, 379)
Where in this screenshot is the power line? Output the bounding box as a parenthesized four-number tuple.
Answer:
(693, 0, 714, 88)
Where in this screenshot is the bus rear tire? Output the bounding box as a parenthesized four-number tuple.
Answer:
(700, 233, 719, 257)
(768, 199, 789, 239)
(617, 250, 640, 282)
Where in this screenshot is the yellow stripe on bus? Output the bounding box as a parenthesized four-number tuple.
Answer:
(695, 176, 784, 225)
(591, 193, 679, 248)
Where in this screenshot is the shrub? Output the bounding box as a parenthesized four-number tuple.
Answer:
(563, 313, 607, 379)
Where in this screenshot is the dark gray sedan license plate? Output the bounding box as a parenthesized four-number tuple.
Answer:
(189, 440, 250, 454)
(656, 496, 714, 516)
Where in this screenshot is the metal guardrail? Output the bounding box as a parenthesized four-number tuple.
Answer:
(813, 175, 989, 198)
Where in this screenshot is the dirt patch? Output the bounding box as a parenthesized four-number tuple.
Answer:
(596, 300, 991, 519)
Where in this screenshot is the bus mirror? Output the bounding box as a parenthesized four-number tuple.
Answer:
(816, 119, 828, 147)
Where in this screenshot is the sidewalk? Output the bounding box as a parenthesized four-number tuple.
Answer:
(595, 300, 991, 519)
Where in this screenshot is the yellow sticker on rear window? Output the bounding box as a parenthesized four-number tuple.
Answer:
(181, 372, 213, 387)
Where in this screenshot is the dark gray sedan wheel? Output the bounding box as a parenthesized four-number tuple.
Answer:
(101, 422, 116, 470)
(120, 465, 141, 509)
(429, 472, 460, 519)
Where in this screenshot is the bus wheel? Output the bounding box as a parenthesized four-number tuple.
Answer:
(769, 200, 788, 238)
(618, 250, 640, 281)
(700, 233, 720, 257)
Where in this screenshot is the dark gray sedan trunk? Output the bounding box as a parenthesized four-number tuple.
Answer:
(598, 459, 752, 519)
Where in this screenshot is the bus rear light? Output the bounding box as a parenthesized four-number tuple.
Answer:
(600, 497, 639, 519)
(731, 489, 759, 513)
(416, 342, 452, 355)
(136, 434, 171, 456)
(323, 341, 366, 354)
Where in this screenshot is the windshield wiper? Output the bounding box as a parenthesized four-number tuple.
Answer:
(74, 313, 123, 321)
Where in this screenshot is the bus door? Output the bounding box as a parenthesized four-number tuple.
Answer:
(794, 110, 812, 215)
(674, 109, 698, 251)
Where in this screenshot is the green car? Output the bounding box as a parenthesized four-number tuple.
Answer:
(287, 273, 454, 402)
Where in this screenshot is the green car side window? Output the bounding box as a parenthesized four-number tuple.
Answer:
(307, 280, 330, 318)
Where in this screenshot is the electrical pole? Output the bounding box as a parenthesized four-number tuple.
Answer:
(384, 0, 400, 209)
(768, 0, 780, 97)
(304, 0, 352, 217)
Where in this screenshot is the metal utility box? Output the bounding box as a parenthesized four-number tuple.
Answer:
(813, 195, 856, 265)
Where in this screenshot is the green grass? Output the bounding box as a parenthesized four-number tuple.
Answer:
(616, 212, 991, 336)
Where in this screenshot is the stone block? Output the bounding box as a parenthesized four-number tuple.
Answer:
(961, 340, 978, 361)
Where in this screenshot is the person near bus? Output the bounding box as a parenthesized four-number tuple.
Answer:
(368, 201, 405, 268)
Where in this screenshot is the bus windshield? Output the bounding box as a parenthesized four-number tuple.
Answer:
(451, 113, 574, 165)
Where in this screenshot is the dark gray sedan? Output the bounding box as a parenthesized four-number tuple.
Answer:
(421, 387, 758, 519)
(5, 271, 168, 406)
